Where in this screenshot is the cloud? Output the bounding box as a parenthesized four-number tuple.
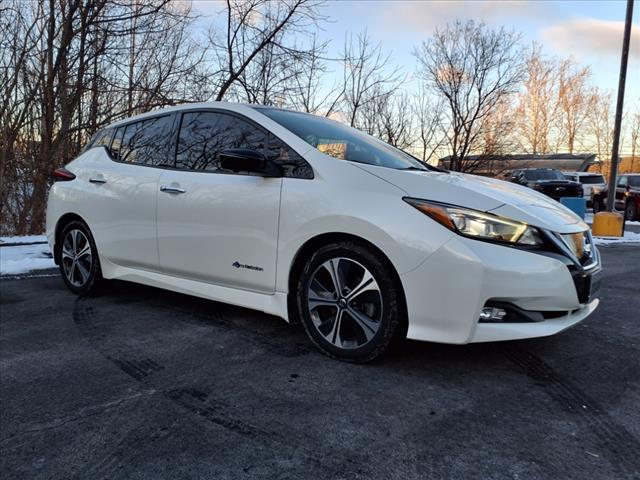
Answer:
(380, 0, 546, 33)
(542, 18, 640, 61)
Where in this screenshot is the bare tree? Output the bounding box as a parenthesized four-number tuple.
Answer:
(588, 88, 615, 165)
(628, 106, 640, 171)
(516, 44, 558, 154)
(362, 91, 414, 149)
(555, 59, 592, 154)
(208, 0, 326, 102)
(0, 0, 202, 235)
(414, 20, 524, 172)
(340, 31, 402, 128)
(289, 34, 342, 115)
(412, 82, 445, 163)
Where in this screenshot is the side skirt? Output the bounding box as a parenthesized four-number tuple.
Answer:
(99, 256, 290, 322)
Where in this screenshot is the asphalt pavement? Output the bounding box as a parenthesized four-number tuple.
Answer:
(1, 246, 639, 479)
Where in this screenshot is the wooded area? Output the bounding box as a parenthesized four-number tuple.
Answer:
(1, 0, 639, 235)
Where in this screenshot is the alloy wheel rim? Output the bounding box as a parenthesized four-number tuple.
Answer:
(61, 229, 92, 287)
(307, 257, 383, 349)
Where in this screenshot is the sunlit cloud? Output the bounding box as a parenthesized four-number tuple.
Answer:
(542, 18, 640, 61)
(379, 0, 546, 32)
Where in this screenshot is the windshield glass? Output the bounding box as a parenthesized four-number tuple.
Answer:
(523, 169, 566, 181)
(579, 175, 605, 185)
(629, 176, 640, 188)
(255, 107, 430, 171)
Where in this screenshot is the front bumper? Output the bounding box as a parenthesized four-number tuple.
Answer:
(400, 235, 600, 344)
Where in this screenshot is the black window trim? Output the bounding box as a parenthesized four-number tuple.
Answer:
(167, 107, 314, 179)
(106, 113, 177, 169)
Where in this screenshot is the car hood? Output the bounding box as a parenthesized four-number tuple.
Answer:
(355, 164, 588, 233)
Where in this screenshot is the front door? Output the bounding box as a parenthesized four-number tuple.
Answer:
(156, 110, 282, 293)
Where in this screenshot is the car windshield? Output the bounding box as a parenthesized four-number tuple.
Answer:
(255, 107, 433, 171)
(629, 176, 640, 187)
(523, 169, 566, 181)
(579, 175, 605, 185)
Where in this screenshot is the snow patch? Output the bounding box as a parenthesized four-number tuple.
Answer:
(0, 234, 47, 245)
(594, 231, 640, 245)
(1, 243, 55, 275)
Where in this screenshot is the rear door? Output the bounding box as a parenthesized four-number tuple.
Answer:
(156, 110, 284, 293)
(86, 114, 175, 271)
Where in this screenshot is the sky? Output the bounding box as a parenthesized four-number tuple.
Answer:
(192, 0, 639, 106)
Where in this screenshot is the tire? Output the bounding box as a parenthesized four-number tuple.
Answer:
(58, 220, 103, 295)
(625, 201, 637, 221)
(295, 241, 405, 363)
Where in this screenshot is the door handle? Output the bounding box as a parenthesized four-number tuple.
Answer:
(89, 177, 106, 184)
(160, 185, 186, 194)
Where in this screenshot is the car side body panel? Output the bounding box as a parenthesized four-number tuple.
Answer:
(46, 148, 162, 271)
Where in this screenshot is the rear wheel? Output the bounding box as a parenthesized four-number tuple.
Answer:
(58, 220, 103, 294)
(625, 200, 637, 221)
(296, 242, 405, 362)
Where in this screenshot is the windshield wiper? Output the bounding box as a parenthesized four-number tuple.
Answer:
(400, 166, 428, 171)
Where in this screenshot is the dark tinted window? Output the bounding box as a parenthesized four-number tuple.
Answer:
(84, 128, 113, 152)
(266, 135, 313, 179)
(628, 176, 640, 187)
(579, 175, 605, 185)
(256, 107, 429, 171)
(111, 126, 125, 159)
(175, 112, 266, 173)
(109, 115, 173, 166)
(523, 169, 565, 181)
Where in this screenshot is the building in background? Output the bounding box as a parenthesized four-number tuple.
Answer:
(438, 153, 599, 178)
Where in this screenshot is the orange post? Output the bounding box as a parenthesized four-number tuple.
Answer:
(592, 211, 624, 237)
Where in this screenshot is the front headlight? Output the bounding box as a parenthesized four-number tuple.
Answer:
(404, 198, 544, 246)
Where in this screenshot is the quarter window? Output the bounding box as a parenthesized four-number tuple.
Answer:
(266, 135, 313, 179)
(109, 115, 173, 166)
(175, 112, 266, 173)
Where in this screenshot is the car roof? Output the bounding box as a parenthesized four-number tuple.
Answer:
(520, 168, 560, 171)
(105, 102, 261, 129)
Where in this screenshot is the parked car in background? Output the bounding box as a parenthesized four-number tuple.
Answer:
(592, 173, 640, 220)
(509, 168, 583, 201)
(562, 172, 606, 208)
(46, 102, 601, 362)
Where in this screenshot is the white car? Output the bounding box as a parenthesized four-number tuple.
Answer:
(46, 103, 601, 362)
(562, 171, 607, 208)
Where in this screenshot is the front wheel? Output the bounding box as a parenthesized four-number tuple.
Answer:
(296, 242, 405, 362)
(58, 220, 103, 295)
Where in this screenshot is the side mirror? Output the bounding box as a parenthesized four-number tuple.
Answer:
(219, 148, 282, 177)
